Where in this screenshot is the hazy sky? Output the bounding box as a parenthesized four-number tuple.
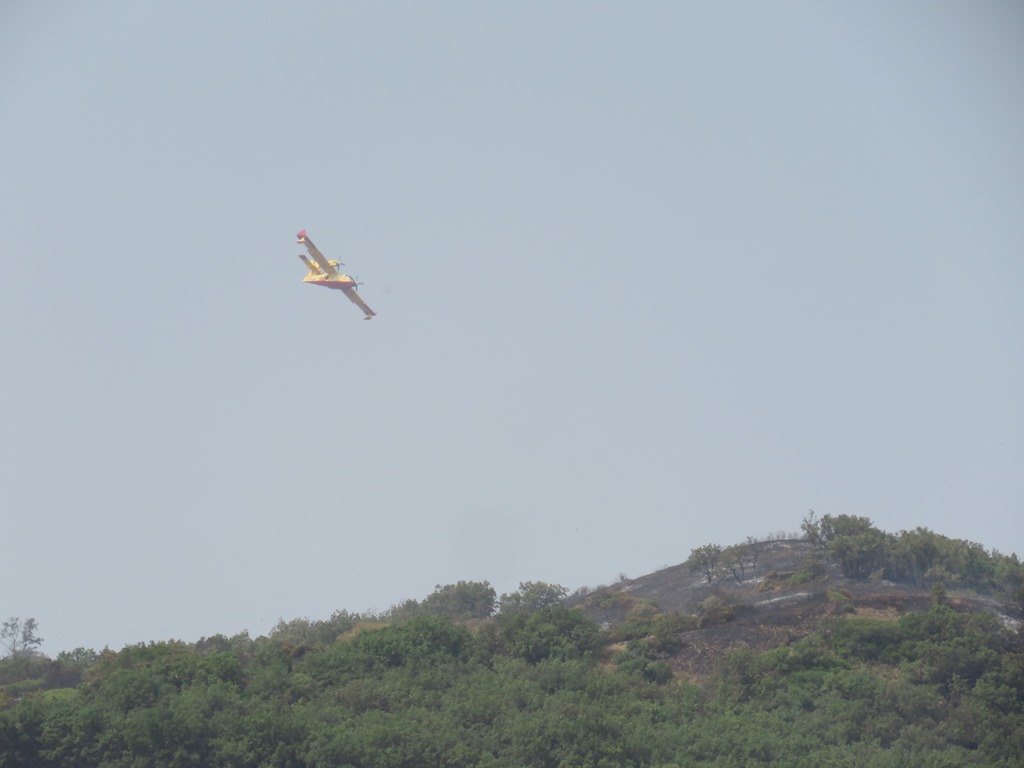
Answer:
(2, 1, 1021, 655)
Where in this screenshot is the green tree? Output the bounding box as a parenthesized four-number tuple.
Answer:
(888, 527, 942, 585)
(269, 609, 360, 647)
(421, 580, 496, 619)
(484, 606, 599, 664)
(721, 539, 763, 584)
(687, 544, 722, 584)
(308, 614, 475, 686)
(994, 552, 1024, 615)
(802, 509, 826, 548)
(498, 581, 569, 614)
(802, 514, 890, 579)
(56, 648, 97, 669)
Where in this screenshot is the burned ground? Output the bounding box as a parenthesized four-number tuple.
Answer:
(571, 539, 1019, 679)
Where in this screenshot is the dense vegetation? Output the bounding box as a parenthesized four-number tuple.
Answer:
(2, 518, 1022, 767)
(799, 513, 1024, 594)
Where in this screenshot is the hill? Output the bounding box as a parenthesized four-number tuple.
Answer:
(573, 537, 1022, 678)
(1, 516, 1022, 767)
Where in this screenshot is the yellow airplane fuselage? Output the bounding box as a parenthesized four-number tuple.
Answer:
(303, 273, 358, 289)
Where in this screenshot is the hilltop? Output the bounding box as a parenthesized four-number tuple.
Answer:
(572, 537, 1022, 678)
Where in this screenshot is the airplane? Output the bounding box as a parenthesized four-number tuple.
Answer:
(295, 229, 376, 319)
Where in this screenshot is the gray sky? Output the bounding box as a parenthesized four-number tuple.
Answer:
(2, 1, 1021, 655)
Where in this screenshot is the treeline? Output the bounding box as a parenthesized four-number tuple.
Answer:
(799, 513, 1024, 596)
(0, 581, 573, 706)
(1, 602, 1022, 767)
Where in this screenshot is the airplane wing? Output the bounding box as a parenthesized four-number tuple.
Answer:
(341, 286, 376, 319)
(296, 230, 337, 276)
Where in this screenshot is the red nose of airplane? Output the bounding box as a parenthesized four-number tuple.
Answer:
(296, 229, 307, 240)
